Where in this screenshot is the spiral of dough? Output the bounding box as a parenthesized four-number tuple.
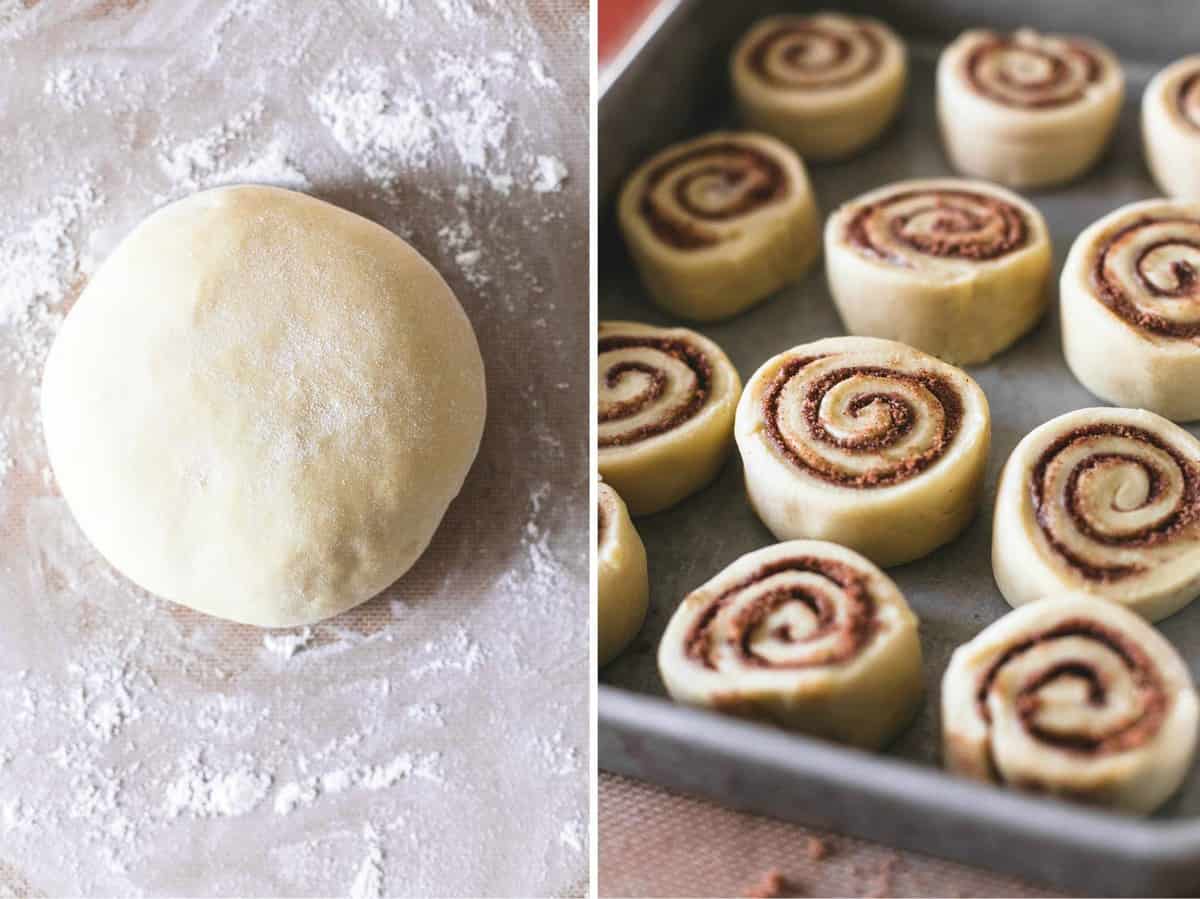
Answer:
(937, 29, 1123, 188)
(963, 31, 1105, 108)
(617, 132, 820, 321)
(993, 408, 1200, 622)
(1061, 199, 1200, 421)
(824, 179, 1051, 364)
(1090, 214, 1200, 339)
(636, 141, 789, 251)
(598, 321, 741, 516)
(844, 187, 1031, 268)
(1144, 57, 1200, 201)
(736, 337, 990, 566)
(731, 13, 906, 161)
(659, 540, 922, 748)
(759, 353, 963, 489)
(598, 332, 714, 449)
(744, 16, 884, 90)
(942, 596, 1199, 813)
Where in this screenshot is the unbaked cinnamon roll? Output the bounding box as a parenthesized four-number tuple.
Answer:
(658, 539, 922, 749)
(937, 28, 1123, 188)
(731, 12, 906, 160)
(942, 595, 1199, 813)
(735, 336, 990, 567)
(1061, 199, 1200, 421)
(825, 179, 1052, 364)
(598, 321, 741, 516)
(597, 482, 649, 666)
(617, 131, 820, 322)
(1144, 56, 1200, 200)
(993, 408, 1200, 623)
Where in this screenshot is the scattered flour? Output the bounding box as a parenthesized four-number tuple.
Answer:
(0, 180, 103, 372)
(163, 750, 272, 819)
(262, 627, 314, 659)
(560, 817, 585, 855)
(43, 65, 98, 111)
(349, 825, 385, 899)
(533, 155, 569, 193)
(274, 750, 442, 816)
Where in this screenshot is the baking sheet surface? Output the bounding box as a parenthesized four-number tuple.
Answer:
(599, 38, 1200, 821)
(0, 1, 588, 896)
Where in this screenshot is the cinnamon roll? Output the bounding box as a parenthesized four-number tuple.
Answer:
(942, 595, 1199, 814)
(937, 28, 1123, 188)
(1144, 57, 1200, 201)
(598, 321, 741, 516)
(730, 12, 907, 161)
(1061, 199, 1200, 421)
(598, 482, 649, 667)
(617, 131, 820, 322)
(825, 179, 1052, 364)
(735, 336, 990, 567)
(658, 539, 922, 749)
(993, 408, 1200, 623)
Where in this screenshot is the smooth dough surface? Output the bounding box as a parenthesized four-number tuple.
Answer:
(598, 320, 741, 516)
(730, 12, 907, 160)
(937, 28, 1123, 188)
(1061, 198, 1200, 421)
(658, 539, 922, 749)
(597, 482, 649, 667)
(993, 407, 1200, 623)
(735, 336, 990, 567)
(42, 185, 487, 628)
(942, 595, 1199, 814)
(617, 131, 820, 322)
(825, 178, 1051, 365)
(1142, 55, 1200, 201)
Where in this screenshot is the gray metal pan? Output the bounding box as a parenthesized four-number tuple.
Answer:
(598, 1, 1200, 894)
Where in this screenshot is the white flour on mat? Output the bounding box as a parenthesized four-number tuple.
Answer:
(0, 0, 587, 896)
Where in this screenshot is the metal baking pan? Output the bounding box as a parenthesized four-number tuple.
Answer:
(597, 1, 1200, 894)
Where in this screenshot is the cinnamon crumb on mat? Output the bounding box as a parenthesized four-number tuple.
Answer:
(805, 836, 830, 861)
(742, 868, 796, 898)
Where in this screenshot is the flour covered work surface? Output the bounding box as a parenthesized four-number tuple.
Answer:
(0, 0, 587, 895)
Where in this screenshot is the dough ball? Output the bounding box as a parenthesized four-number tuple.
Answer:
(42, 185, 487, 627)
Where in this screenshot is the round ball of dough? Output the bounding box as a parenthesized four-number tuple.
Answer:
(42, 186, 487, 628)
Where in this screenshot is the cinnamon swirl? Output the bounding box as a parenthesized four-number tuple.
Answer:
(825, 179, 1052, 364)
(1143, 56, 1200, 201)
(617, 132, 820, 322)
(937, 29, 1123, 188)
(658, 539, 923, 749)
(942, 595, 1199, 813)
(735, 337, 990, 567)
(599, 321, 741, 515)
(993, 408, 1200, 622)
(731, 12, 907, 160)
(1061, 198, 1200, 420)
